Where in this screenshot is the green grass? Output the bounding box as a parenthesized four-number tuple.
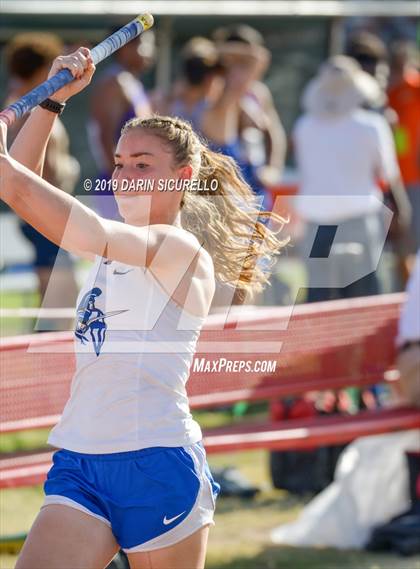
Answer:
(0, 407, 263, 455)
(0, 291, 39, 310)
(272, 256, 308, 304)
(0, 429, 50, 454)
(194, 403, 268, 430)
(1, 485, 45, 536)
(0, 291, 39, 337)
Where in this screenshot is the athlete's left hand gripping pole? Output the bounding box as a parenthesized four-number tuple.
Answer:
(0, 13, 154, 126)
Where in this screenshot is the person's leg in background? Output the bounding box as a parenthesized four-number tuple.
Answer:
(301, 221, 339, 303)
(20, 222, 78, 331)
(397, 344, 420, 407)
(340, 213, 384, 299)
(302, 214, 384, 303)
(36, 247, 79, 331)
(341, 213, 390, 407)
(342, 270, 379, 299)
(383, 185, 419, 291)
(407, 183, 420, 254)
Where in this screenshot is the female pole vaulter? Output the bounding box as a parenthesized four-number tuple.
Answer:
(0, 45, 287, 569)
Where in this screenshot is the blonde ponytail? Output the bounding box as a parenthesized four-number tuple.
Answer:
(121, 115, 289, 297)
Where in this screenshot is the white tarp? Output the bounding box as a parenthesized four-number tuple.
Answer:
(271, 429, 420, 550)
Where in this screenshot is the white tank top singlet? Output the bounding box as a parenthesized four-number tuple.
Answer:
(47, 255, 206, 453)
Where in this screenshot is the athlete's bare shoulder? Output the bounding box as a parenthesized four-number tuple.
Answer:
(146, 224, 215, 317)
(150, 224, 211, 265)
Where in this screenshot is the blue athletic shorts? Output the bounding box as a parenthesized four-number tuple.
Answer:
(42, 441, 220, 552)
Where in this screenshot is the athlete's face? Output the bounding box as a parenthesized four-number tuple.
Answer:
(113, 130, 192, 226)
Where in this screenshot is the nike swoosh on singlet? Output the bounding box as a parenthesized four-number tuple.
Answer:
(113, 269, 134, 275)
(163, 511, 186, 525)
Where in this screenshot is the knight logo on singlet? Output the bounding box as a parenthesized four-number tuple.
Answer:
(74, 287, 127, 356)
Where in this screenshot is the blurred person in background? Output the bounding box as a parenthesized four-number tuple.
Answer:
(346, 31, 413, 287)
(88, 29, 155, 219)
(294, 55, 410, 303)
(396, 249, 420, 407)
(366, 250, 420, 557)
(211, 25, 290, 308)
(4, 33, 79, 321)
(346, 31, 390, 96)
(212, 24, 287, 195)
(388, 41, 420, 256)
(166, 27, 285, 212)
(163, 29, 286, 307)
(154, 37, 223, 132)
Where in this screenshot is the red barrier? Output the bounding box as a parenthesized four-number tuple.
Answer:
(0, 294, 404, 432)
(2, 293, 417, 490)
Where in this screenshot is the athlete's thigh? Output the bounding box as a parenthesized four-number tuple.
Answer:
(127, 524, 210, 569)
(15, 504, 120, 569)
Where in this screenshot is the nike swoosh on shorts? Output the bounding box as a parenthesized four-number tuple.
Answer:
(163, 511, 186, 525)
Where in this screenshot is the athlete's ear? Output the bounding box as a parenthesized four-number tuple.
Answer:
(177, 165, 193, 180)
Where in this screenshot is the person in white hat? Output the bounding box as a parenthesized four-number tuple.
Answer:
(293, 55, 411, 302)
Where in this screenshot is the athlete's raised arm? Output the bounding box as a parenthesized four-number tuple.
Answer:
(0, 129, 202, 281)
